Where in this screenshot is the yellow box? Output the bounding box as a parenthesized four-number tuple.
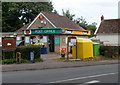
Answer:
(72, 38, 93, 59)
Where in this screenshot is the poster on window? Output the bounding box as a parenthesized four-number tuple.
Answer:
(42, 36, 47, 42)
(17, 37, 21, 40)
(25, 36, 30, 43)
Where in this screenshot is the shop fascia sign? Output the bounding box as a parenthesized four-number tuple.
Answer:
(63, 29, 89, 35)
(34, 29, 56, 34)
(65, 30, 72, 34)
(23, 28, 62, 34)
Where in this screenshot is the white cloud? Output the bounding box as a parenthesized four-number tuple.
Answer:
(52, 0, 119, 26)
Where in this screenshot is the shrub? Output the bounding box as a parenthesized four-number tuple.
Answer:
(100, 46, 120, 58)
(20, 59, 30, 63)
(16, 45, 41, 60)
(2, 58, 31, 64)
(2, 51, 15, 59)
(35, 58, 43, 62)
(2, 58, 16, 64)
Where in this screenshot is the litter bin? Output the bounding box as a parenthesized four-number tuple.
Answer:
(93, 42, 100, 56)
(30, 51, 35, 63)
(41, 47, 47, 54)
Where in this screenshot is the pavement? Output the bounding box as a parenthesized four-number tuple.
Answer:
(2, 53, 118, 72)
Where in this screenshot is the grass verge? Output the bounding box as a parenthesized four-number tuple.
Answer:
(53, 55, 119, 62)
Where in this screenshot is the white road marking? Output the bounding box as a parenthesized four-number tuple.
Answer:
(84, 80, 100, 84)
(49, 72, 118, 83)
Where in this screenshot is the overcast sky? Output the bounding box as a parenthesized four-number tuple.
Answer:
(52, 0, 119, 27)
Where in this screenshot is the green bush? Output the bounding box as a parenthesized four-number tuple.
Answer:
(16, 45, 41, 60)
(2, 51, 15, 59)
(20, 59, 30, 63)
(2, 58, 16, 64)
(35, 58, 43, 62)
(2, 58, 31, 64)
(100, 46, 120, 58)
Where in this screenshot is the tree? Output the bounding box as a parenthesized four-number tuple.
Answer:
(2, 2, 23, 32)
(2, 2, 54, 32)
(74, 16, 88, 30)
(87, 22, 97, 37)
(62, 9, 75, 21)
(53, 9, 59, 14)
(18, 2, 53, 24)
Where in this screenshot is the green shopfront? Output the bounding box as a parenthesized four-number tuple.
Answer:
(23, 28, 63, 53)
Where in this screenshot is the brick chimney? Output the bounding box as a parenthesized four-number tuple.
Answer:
(101, 15, 104, 22)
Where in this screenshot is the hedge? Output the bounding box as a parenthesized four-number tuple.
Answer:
(100, 46, 120, 58)
(2, 58, 16, 64)
(15, 45, 41, 60)
(2, 51, 15, 59)
(2, 45, 41, 59)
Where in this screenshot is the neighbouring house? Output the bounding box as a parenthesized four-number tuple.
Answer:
(94, 16, 120, 46)
(16, 11, 91, 53)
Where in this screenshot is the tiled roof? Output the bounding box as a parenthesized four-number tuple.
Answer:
(16, 11, 85, 33)
(97, 19, 120, 34)
(41, 11, 84, 30)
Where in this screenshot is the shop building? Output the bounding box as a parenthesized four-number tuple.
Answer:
(16, 11, 90, 53)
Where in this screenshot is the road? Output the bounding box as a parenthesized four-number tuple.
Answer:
(2, 64, 118, 85)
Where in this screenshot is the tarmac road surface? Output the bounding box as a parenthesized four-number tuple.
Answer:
(2, 64, 118, 85)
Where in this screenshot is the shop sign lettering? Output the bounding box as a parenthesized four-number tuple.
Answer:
(23, 28, 62, 34)
(33, 29, 61, 34)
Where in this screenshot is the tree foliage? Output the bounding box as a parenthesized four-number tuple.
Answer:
(87, 22, 97, 37)
(62, 9, 75, 21)
(2, 2, 54, 32)
(53, 9, 59, 14)
(74, 16, 88, 30)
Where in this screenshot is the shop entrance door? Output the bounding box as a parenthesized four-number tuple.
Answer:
(48, 35, 55, 52)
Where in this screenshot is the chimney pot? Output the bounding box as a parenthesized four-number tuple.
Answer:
(101, 15, 104, 22)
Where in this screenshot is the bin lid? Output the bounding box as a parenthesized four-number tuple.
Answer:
(93, 42, 100, 44)
(77, 38, 92, 43)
